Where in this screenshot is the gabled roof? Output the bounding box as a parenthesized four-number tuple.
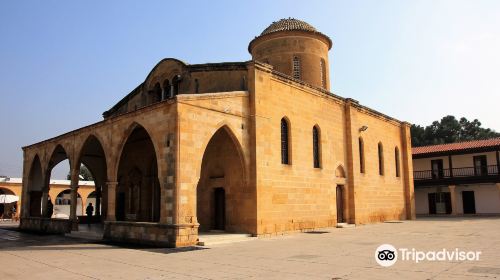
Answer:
(412, 138, 500, 157)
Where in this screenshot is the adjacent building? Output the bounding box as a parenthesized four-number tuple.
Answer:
(20, 18, 415, 247)
(413, 138, 500, 215)
(0, 177, 96, 219)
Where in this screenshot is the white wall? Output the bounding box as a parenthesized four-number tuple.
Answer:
(415, 184, 500, 215)
(413, 151, 498, 172)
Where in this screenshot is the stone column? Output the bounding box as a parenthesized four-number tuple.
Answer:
(343, 99, 356, 224)
(401, 122, 416, 219)
(95, 185, 101, 216)
(69, 184, 79, 230)
(106, 181, 117, 221)
(41, 187, 50, 218)
(448, 185, 457, 215)
(69, 168, 79, 230)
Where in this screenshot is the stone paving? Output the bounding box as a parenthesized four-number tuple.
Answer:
(1, 217, 500, 279)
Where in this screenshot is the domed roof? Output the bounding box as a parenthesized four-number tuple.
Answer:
(249, 18, 332, 52)
(261, 18, 317, 36)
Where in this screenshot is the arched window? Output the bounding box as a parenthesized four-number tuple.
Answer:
(172, 75, 180, 96)
(359, 137, 365, 173)
(292, 56, 301, 80)
(320, 59, 326, 88)
(378, 142, 384, 175)
(395, 147, 400, 177)
(313, 126, 321, 168)
(153, 83, 161, 103)
(281, 118, 290, 164)
(162, 80, 170, 100)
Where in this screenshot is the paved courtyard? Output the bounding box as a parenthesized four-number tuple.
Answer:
(1, 217, 500, 279)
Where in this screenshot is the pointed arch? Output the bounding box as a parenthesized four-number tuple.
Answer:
(114, 121, 161, 180)
(378, 142, 384, 176)
(335, 165, 346, 178)
(28, 154, 43, 192)
(196, 124, 251, 232)
(115, 122, 160, 222)
(281, 117, 291, 165)
(47, 144, 71, 171)
(76, 134, 108, 219)
(27, 154, 44, 217)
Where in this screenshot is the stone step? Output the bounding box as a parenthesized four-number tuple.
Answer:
(197, 233, 256, 246)
(336, 223, 355, 228)
(65, 230, 104, 241)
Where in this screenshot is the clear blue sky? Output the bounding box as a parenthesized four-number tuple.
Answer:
(1, 0, 499, 178)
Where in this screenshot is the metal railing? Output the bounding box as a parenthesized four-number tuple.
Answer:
(414, 165, 499, 180)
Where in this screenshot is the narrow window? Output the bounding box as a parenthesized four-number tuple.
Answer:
(172, 75, 180, 96)
(292, 56, 301, 80)
(162, 80, 170, 100)
(359, 137, 365, 173)
(195, 79, 199, 93)
(313, 126, 321, 168)
(378, 142, 384, 175)
(320, 59, 327, 88)
(281, 118, 290, 164)
(152, 83, 161, 103)
(395, 147, 400, 177)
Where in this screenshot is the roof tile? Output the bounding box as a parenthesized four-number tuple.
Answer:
(412, 138, 500, 155)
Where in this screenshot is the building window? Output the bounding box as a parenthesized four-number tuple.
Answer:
(320, 59, 326, 88)
(292, 56, 301, 80)
(378, 142, 384, 175)
(162, 80, 170, 100)
(153, 82, 161, 103)
(359, 137, 365, 173)
(313, 126, 321, 168)
(281, 118, 290, 164)
(172, 75, 180, 96)
(395, 147, 400, 177)
(195, 79, 199, 93)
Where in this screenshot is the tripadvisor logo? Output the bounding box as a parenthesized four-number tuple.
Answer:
(375, 244, 481, 267)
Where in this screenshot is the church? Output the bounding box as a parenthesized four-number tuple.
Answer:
(20, 18, 415, 247)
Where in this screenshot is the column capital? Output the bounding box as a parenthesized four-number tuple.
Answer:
(448, 185, 456, 190)
(106, 181, 118, 186)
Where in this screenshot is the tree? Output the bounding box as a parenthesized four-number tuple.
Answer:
(411, 115, 500, 147)
(67, 164, 94, 181)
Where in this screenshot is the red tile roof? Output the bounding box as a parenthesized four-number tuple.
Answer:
(412, 138, 500, 155)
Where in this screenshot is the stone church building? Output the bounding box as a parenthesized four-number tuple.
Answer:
(20, 18, 415, 247)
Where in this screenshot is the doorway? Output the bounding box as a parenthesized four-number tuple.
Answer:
(116, 192, 125, 221)
(428, 192, 451, 214)
(462, 191, 476, 214)
(336, 185, 344, 223)
(431, 159, 444, 179)
(213, 188, 225, 230)
(473, 155, 488, 176)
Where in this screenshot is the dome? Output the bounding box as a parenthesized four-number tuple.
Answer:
(261, 18, 318, 36)
(249, 18, 332, 52)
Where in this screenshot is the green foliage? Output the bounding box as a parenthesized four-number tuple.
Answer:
(411, 116, 500, 147)
(66, 164, 94, 181)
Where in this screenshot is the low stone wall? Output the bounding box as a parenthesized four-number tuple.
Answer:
(104, 221, 199, 247)
(19, 217, 72, 234)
